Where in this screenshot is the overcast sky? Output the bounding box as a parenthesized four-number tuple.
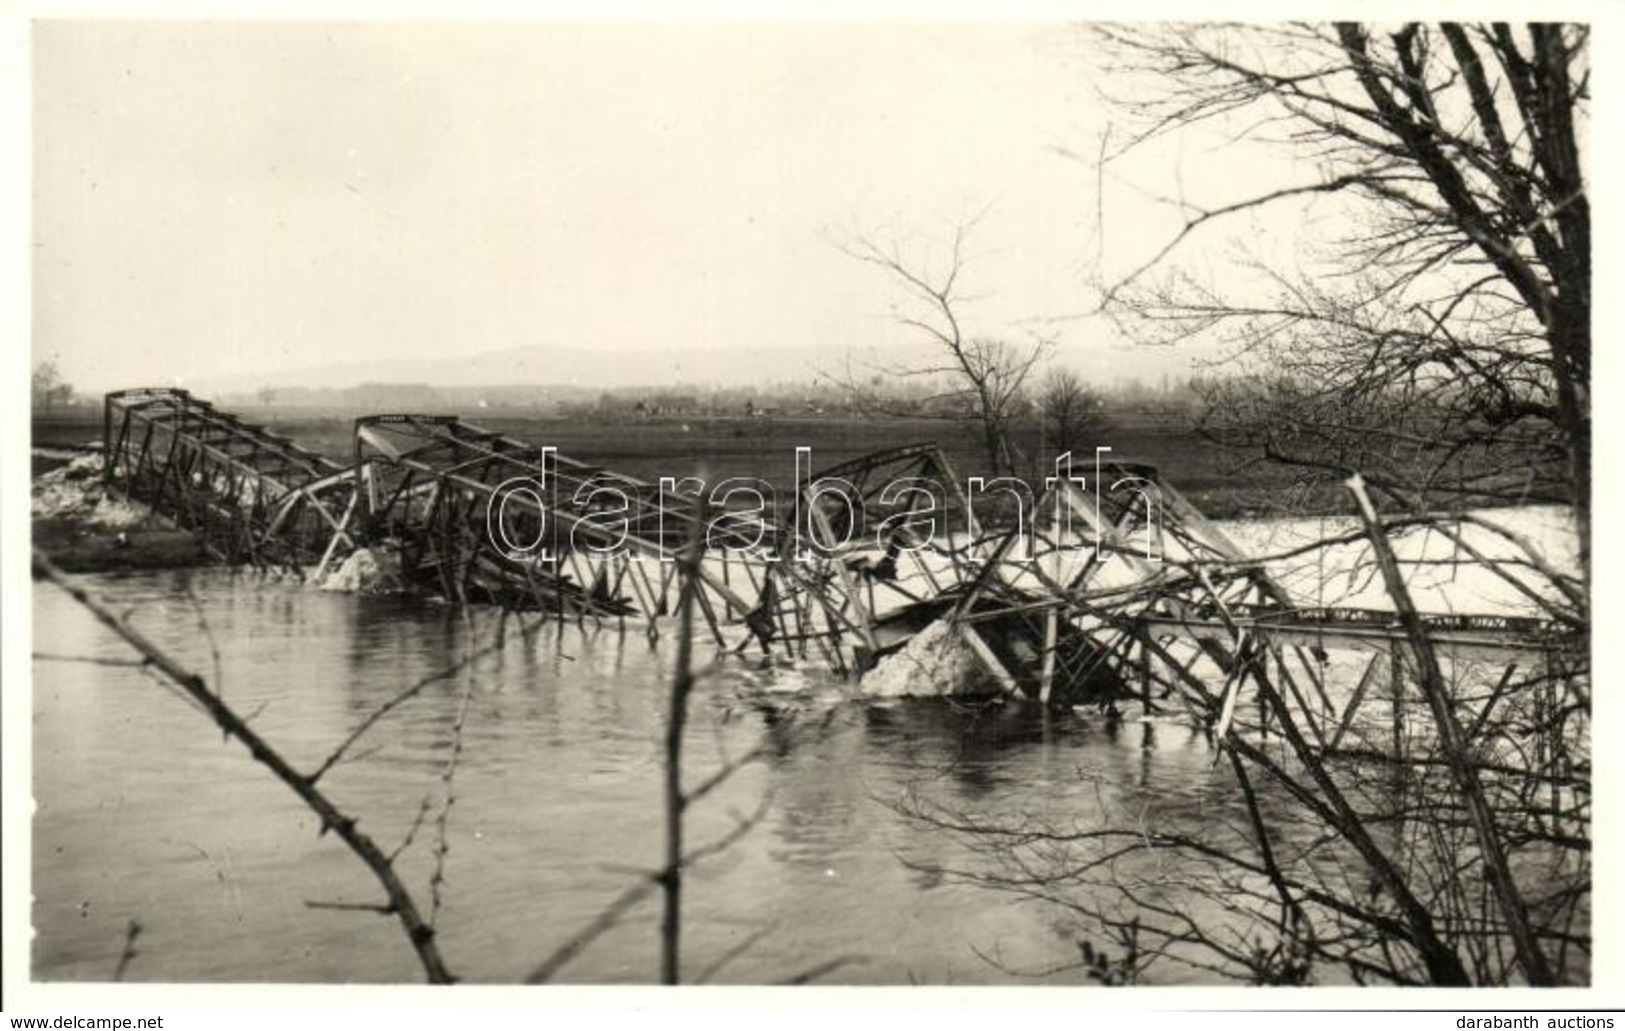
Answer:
(34, 20, 1279, 392)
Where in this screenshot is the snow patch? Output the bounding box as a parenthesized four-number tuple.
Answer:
(32, 453, 156, 528)
(859, 620, 984, 699)
(320, 547, 403, 595)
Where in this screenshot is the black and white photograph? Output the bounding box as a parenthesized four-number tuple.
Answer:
(6, 4, 1614, 1018)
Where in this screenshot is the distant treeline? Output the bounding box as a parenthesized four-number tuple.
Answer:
(221, 374, 1209, 420)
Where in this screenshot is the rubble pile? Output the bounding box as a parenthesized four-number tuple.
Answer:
(320, 546, 405, 595)
(32, 451, 150, 529)
(859, 620, 984, 698)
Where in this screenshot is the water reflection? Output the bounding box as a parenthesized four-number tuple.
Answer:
(34, 568, 1247, 986)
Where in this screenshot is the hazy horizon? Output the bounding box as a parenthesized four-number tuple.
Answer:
(31, 21, 1289, 395)
(129, 339, 1204, 398)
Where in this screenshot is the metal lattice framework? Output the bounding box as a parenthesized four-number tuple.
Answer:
(342, 414, 777, 625)
(100, 390, 1582, 730)
(102, 389, 357, 568)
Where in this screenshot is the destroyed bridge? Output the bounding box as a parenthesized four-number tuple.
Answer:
(100, 387, 1580, 745)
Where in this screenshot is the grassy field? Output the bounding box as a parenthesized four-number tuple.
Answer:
(33, 404, 1319, 520)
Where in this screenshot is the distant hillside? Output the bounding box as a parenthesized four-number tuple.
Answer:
(190, 340, 1201, 406)
(221, 382, 598, 411)
(196, 343, 868, 395)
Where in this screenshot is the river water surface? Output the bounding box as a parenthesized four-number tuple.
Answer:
(31, 508, 1574, 985)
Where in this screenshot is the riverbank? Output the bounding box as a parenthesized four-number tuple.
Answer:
(33, 405, 1335, 521)
(31, 448, 211, 573)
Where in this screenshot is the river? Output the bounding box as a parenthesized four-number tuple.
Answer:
(29, 507, 1577, 985)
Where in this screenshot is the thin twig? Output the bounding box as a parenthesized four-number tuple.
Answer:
(111, 919, 142, 982)
(661, 494, 706, 984)
(692, 922, 779, 985)
(525, 877, 659, 984)
(1347, 473, 1554, 985)
(309, 643, 500, 785)
(429, 649, 478, 928)
(32, 550, 457, 984)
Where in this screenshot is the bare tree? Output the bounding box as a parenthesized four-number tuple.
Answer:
(1088, 22, 1589, 575)
(831, 221, 1051, 477)
(1036, 366, 1110, 457)
(32, 359, 73, 410)
(887, 27, 1594, 975)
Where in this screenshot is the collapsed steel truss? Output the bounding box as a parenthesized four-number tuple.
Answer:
(347, 413, 777, 622)
(104, 389, 357, 568)
(101, 389, 1582, 732)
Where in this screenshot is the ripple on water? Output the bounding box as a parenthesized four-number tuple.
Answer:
(37, 519, 1554, 985)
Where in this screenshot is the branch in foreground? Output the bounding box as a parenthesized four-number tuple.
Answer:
(1346, 473, 1553, 985)
(32, 549, 456, 985)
